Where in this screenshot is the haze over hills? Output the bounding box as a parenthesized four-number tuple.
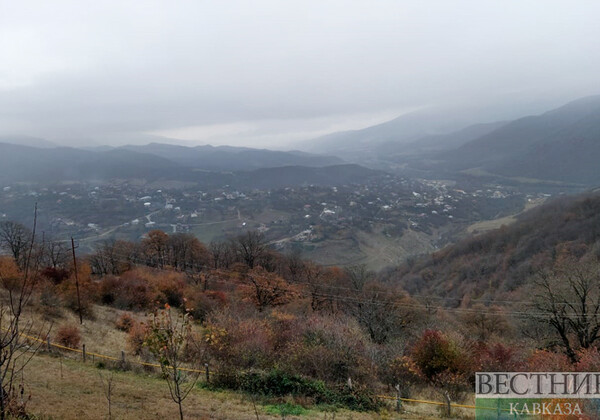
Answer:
(399, 120, 508, 153)
(0, 142, 374, 189)
(120, 143, 343, 171)
(438, 95, 600, 184)
(299, 95, 600, 185)
(4, 95, 600, 186)
(0, 135, 59, 149)
(0, 143, 181, 182)
(302, 107, 473, 159)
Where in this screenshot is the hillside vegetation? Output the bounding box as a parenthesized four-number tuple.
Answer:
(387, 191, 600, 301)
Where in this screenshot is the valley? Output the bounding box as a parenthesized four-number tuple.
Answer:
(0, 171, 530, 270)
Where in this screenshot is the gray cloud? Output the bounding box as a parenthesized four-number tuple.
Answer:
(1, 0, 600, 147)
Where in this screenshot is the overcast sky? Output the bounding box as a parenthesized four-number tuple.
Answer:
(1, 0, 600, 148)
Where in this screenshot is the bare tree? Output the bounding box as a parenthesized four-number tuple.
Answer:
(0, 221, 31, 269)
(209, 241, 234, 269)
(168, 233, 210, 272)
(340, 265, 418, 344)
(302, 263, 332, 312)
(283, 249, 304, 283)
(532, 260, 600, 363)
(89, 240, 135, 275)
(42, 239, 69, 269)
(245, 267, 292, 312)
(0, 210, 47, 420)
(345, 264, 374, 291)
(98, 371, 115, 420)
(461, 304, 510, 341)
(233, 231, 267, 269)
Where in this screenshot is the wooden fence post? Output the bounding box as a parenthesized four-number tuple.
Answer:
(47, 336, 51, 352)
(443, 390, 452, 417)
(395, 384, 402, 412)
(205, 363, 210, 383)
(121, 350, 126, 366)
(82, 344, 86, 362)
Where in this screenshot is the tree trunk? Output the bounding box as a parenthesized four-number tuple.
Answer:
(178, 400, 184, 420)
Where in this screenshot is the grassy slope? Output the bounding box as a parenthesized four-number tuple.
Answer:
(466, 197, 547, 235)
(16, 303, 467, 419)
(22, 353, 463, 420)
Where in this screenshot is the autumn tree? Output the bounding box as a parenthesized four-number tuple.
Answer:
(532, 259, 600, 363)
(168, 233, 211, 272)
(142, 230, 170, 268)
(245, 267, 292, 312)
(411, 330, 473, 415)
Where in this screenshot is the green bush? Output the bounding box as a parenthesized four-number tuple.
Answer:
(209, 369, 380, 411)
(264, 403, 308, 416)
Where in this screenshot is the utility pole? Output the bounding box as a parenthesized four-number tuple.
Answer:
(71, 237, 83, 324)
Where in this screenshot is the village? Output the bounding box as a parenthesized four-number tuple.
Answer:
(0, 174, 536, 260)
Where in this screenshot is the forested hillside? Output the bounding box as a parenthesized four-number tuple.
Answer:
(387, 191, 600, 302)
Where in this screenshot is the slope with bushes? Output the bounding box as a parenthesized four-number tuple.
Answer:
(387, 191, 600, 302)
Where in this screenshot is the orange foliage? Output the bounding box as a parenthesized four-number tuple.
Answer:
(0, 256, 21, 291)
(55, 325, 81, 349)
(115, 313, 136, 332)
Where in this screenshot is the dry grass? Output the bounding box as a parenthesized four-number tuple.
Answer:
(467, 197, 547, 235)
(20, 353, 396, 419)
(19, 352, 474, 419)
(25, 302, 144, 359)
(23, 353, 280, 419)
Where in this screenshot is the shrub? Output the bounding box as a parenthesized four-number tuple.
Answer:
(153, 272, 186, 307)
(411, 330, 465, 381)
(476, 342, 523, 372)
(58, 264, 97, 318)
(115, 313, 135, 332)
(184, 290, 226, 323)
(285, 315, 374, 386)
(56, 325, 81, 349)
(127, 322, 149, 355)
(210, 369, 380, 411)
(40, 266, 70, 285)
(575, 347, 600, 371)
(384, 356, 421, 397)
(204, 312, 274, 370)
(526, 350, 571, 372)
(99, 272, 153, 310)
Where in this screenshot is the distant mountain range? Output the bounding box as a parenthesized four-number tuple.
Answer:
(0, 142, 381, 189)
(3, 94, 600, 186)
(303, 95, 600, 185)
(440, 95, 600, 184)
(303, 108, 472, 160)
(119, 143, 342, 171)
